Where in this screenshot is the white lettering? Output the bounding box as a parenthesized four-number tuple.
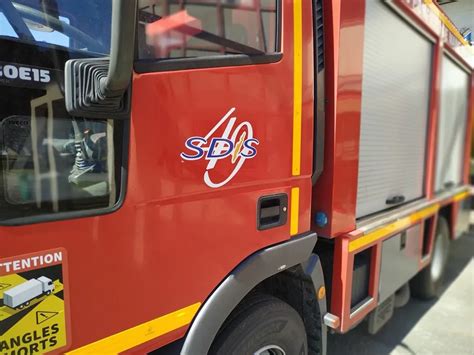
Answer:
(19, 67, 31, 80)
(0, 63, 51, 83)
(21, 258, 31, 269)
(54, 252, 63, 262)
(3, 65, 18, 79)
(0, 262, 12, 272)
(40, 69, 51, 83)
(32, 68, 40, 81)
(12, 260, 20, 271)
(0, 251, 63, 274)
(31, 256, 40, 267)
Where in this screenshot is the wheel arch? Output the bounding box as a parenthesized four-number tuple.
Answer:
(180, 232, 327, 355)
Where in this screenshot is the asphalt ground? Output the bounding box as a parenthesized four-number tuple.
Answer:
(327, 229, 474, 355)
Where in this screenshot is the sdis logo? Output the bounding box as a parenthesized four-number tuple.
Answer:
(180, 108, 259, 188)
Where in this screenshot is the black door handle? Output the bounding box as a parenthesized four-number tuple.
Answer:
(400, 231, 407, 250)
(257, 194, 288, 231)
(386, 195, 405, 205)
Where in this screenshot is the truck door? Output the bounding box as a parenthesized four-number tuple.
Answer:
(129, 0, 314, 311)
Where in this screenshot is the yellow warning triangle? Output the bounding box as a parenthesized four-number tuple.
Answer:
(36, 310, 59, 324)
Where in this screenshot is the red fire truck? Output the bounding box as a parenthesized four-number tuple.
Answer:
(1, 0, 472, 354)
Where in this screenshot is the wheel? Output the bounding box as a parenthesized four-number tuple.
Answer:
(411, 216, 450, 299)
(19, 304, 24, 309)
(46, 291, 52, 295)
(25, 301, 30, 306)
(210, 294, 308, 355)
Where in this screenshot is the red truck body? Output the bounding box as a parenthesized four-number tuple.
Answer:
(1, 0, 473, 354)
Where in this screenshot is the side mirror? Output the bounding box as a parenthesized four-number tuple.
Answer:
(65, 0, 138, 118)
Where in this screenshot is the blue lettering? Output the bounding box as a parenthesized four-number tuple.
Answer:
(181, 137, 206, 160)
(241, 138, 259, 158)
(207, 138, 234, 159)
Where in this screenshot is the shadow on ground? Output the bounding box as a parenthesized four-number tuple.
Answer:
(328, 231, 474, 355)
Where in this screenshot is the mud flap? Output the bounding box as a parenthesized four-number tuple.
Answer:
(368, 294, 395, 335)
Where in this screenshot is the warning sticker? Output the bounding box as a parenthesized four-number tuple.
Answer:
(0, 249, 68, 354)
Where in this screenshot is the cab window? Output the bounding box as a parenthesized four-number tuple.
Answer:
(137, 0, 279, 61)
(0, 0, 125, 224)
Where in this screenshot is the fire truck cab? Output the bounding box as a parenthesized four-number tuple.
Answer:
(1, 0, 472, 354)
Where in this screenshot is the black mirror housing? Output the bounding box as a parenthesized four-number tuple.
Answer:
(64, 0, 138, 118)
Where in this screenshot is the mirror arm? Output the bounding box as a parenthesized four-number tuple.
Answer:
(65, 0, 138, 118)
(100, 0, 138, 97)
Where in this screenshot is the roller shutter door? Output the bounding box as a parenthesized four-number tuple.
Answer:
(434, 56, 469, 192)
(356, 1, 432, 218)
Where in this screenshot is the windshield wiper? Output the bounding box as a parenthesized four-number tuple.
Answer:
(11, 2, 106, 53)
(0, 1, 35, 41)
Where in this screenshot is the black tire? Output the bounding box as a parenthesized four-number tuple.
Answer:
(411, 216, 450, 299)
(210, 294, 308, 355)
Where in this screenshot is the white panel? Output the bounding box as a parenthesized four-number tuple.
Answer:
(379, 224, 421, 303)
(356, 1, 432, 218)
(435, 56, 469, 192)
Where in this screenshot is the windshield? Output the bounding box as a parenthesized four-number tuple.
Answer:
(0, 0, 112, 55)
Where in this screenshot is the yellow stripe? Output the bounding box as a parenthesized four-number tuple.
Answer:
(292, 0, 303, 176)
(453, 191, 470, 202)
(348, 204, 440, 252)
(423, 0, 470, 47)
(290, 187, 300, 236)
(66, 303, 201, 354)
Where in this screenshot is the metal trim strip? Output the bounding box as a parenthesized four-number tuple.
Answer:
(350, 186, 471, 252)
